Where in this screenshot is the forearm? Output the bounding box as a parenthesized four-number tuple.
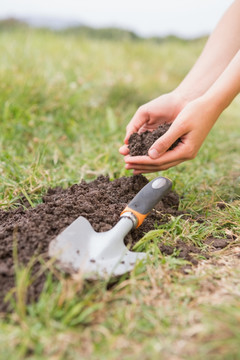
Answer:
(176, 0, 240, 101)
(203, 49, 240, 115)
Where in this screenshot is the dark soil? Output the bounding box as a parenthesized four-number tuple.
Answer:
(0, 174, 234, 313)
(128, 123, 181, 156)
(160, 240, 204, 266)
(0, 175, 181, 312)
(205, 236, 237, 249)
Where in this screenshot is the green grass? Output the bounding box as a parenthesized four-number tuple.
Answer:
(0, 27, 240, 359)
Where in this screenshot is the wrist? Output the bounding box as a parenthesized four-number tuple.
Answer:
(169, 88, 191, 110)
(174, 82, 205, 103)
(194, 94, 223, 126)
(192, 51, 240, 116)
(201, 92, 226, 116)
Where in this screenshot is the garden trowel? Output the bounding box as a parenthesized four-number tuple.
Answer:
(49, 176, 172, 279)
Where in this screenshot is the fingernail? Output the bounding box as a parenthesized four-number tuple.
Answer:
(149, 148, 159, 159)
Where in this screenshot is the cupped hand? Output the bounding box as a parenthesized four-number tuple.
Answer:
(123, 96, 220, 174)
(119, 91, 188, 156)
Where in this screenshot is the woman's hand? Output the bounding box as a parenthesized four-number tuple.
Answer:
(119, 90, 188, 156)
(123, 97, 220, 174)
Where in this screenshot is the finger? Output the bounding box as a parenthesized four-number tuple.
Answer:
(119, 144, 129, 155)
(125, 140, 187, 166)
(148, 122, 185, 159)
(148, 141, 190, 165)
(131, 161, 182, 174)
(126, 163, 159, 171)
(124, 155, 150, 164)
(124, 106, 150, 143)
(126, 160, 182, 172)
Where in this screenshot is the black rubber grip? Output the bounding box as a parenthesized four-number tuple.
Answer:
(127, 177, 172, 215)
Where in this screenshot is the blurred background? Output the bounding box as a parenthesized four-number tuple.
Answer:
(0, 0, 234, 38)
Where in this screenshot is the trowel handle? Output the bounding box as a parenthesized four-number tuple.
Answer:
(121, 176, 172, 228)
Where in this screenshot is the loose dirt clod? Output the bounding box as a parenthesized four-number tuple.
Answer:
(128, 123, 181, 156)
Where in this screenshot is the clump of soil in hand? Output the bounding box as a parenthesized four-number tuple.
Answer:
(0, 174, 180, 312)
(128, 123, 181, 156)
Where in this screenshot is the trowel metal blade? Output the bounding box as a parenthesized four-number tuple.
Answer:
(49, 216, 95, 272)
(48, 216, 147, 279)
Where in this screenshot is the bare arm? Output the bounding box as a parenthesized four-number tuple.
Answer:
(203, 49, 240, 110)
(119, 0, 240, 147)
(176, 0, 240, 101)
(125, 50, 240, 173)
(120, 0, 240, 173)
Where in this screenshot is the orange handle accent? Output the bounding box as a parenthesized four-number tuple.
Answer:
(121, 206, 149, 228)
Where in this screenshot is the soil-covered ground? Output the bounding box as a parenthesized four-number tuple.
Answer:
(128, 123, 181, 156)
(0, 174, 235, 313)
(0, 174, 182, 312)
(0, 122, 235, 313)
(0, 121, 235, 313)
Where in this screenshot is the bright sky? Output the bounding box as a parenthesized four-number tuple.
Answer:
(0, 0, 234, 38)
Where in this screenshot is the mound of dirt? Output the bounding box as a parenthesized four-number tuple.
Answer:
(128, 123, 181, 156)
(0, 173, 234, 313)
(0, 175, 181, 312)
